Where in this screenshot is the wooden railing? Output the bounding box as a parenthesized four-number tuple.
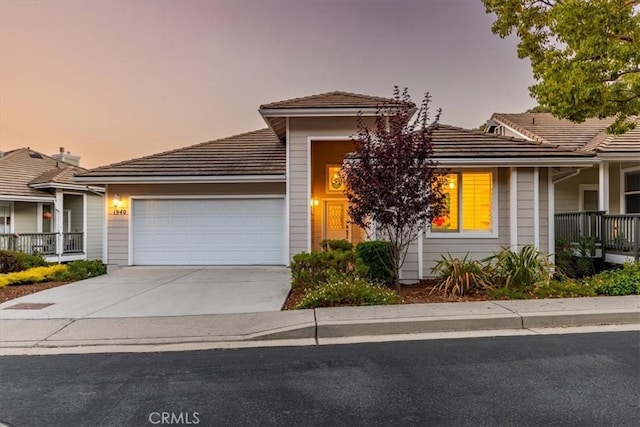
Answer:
(555, 211, 604, 244)
(0, 232, 84, 256)
(601, 215, 640, 261)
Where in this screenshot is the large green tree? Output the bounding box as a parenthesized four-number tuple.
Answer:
(483, 0, 640, 132)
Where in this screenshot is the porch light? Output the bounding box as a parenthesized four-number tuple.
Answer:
(310, 198, 319, 207)
(113, 194, 122, 208)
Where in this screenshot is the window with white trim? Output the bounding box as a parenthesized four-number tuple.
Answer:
(0, 202, 11, 234)
(624, 170, 640, 213)
(431, 171, 494, 233)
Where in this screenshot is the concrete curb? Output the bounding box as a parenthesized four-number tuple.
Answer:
(0, 296, 638, 352)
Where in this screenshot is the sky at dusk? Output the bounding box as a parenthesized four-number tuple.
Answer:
(0, 0, 536, 169)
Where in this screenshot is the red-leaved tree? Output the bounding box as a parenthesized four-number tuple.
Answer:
(342, 87, 447, 288)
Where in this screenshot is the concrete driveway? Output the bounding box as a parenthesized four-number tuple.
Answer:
(0, 267, 291, 320)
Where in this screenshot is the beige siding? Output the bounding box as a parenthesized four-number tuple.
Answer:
(106, 183, 285, 267)
(86, 194, 104, 260)
(14, 202, 37, 233)
(64, 195, 83, 232)
(539, 168, 550, 254)
(517, 168, 536, 247)
(609, 162, 621, 214)
(421, 168, 510, 278)
(554, 165, 598, 212)
(288, 117, 374, 257)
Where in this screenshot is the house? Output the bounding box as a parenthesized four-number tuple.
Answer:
(0, 148, 104, 262)
(75, 91, 598, 279)
(488, 113, 640, 263)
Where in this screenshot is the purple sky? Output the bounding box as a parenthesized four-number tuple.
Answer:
(0, 0, 535, 168)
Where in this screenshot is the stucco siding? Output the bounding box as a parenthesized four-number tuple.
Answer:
(105, 183, 285, 267)
(86, 194, 104, 260)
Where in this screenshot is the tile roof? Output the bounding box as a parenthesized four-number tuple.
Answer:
(0, 148, 88, 198)
(491, 113, 615, 150)
(596, 117, 640, 154)
(431, 125, 593, 158)
(259, 91, 413, 110)
(78, 128, 285, 177)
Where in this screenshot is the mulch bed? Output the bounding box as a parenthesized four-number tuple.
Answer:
(282, 279, 492, 310)
(0, 281, 70, 304)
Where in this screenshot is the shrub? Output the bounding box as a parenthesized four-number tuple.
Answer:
(0, 264, 67, 287)
(487, 286, 527, 300)
(355, 241, 395, 284)
(486, 245, 552, 291)
(533, 279, 597, 298)
(430, 253, 491, 296)
(0, 250, 49, 274)
(554, 237, 596, 279)
(57, 259, 107, 281)
(295, 275, 401, 309)
(290, 250, 359, 289)
(591, 262, 640, 296)
(320, 239, 353, 252)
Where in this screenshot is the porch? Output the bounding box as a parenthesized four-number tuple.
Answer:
(555, 211, 640, 263)
(0, 232, 86, 262)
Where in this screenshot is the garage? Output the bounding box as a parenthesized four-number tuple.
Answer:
(131, 198, 285, 265)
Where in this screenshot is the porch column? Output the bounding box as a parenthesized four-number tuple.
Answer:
(54, 190, 64, 259)
(599, 161, 609, 213)
(548, 167, 555, 263)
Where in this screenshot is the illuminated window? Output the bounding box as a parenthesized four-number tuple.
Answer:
(432, 171, 493, 233)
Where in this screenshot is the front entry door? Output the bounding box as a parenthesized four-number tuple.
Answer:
(324, 200, 350, 241)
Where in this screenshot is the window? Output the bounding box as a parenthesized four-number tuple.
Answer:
(624, 170, 640, 214)
(579, 185, 599, 211)
(432, 171, 494, 234)
(0, 202, 11, 234)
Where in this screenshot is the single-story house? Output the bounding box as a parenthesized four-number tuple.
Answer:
(488, 113, 640, 263)
(75, 91, 599, 279)
(0, 148, 104, 262)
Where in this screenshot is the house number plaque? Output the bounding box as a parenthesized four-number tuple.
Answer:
(113, 209, 127, 215)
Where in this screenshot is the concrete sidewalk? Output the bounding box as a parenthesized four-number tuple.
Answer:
(1, 296, 638, 354)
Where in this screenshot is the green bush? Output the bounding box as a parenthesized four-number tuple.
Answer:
(295, 275, 401, 309)
(533, 279, 597, 298)
(487, 286, 527, 300)
(320, 239, 353, 252)
(554, 237, 596, 279)
(486, 245, 552, 291)
(290, 250, 359, 289)
(0, 250, 49, 274)
(591, 262, 640, 296)
(355, 240, 395, 284)
(431, 253, 491, 296)
(57, 259, 107, 281)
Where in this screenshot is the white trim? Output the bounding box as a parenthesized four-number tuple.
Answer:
(426, 168, 500, 239)
(433, 158, 597, 167)
(103, 184, 109, 264)
(621, 165, 640, 214)
(284, 117, 290, 263)
(417, 227, 424, 280)
(598, 161, 610, 212)
(307, 137, 312, 252)
(491, 119, 535, 141)
(30, 182, 104, 192)
(54, 190, 64, 260)
(548, 168, 555, 262)
(0, 201, 14, 234)
(83, 193, 88, 260)
(74, 175, 286, 184)
(36, 203, 43, 233)
(534, 167, 540, 250)
(44, 253, 86, 263)
(578, 184, 599, 210)
(510, 168, 518, 250)
(0, 195, 55, 202)
(260, 107, 380, 117)
(128, 199, 133, 266)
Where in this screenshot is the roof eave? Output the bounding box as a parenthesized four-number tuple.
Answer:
(74, 174, 287, 184)
(259, 107, 381, 117)
(30, 182, 105, 192)
(435, 157, 597, 167)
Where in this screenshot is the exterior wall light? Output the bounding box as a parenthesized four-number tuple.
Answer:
(113, 194, 122, 208)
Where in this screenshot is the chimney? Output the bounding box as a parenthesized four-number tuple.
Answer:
(51, 146, 81, 166)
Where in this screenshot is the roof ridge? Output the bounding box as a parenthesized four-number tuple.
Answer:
(0, 147, 87, 171)
(259, 90, 410, 109)
(81, 128, 276, 174)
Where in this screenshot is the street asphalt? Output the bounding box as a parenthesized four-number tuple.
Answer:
(0, 331, 638, 426)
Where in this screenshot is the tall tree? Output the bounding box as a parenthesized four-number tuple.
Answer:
(483, 0, 640, 133)
(342, 87, 447, 288)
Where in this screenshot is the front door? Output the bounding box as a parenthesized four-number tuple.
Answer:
(324, 200, 350, 242)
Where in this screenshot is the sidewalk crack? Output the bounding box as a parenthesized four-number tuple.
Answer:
(491, 301, 525, 329)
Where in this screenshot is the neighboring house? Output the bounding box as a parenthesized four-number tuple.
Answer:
(488, 113, 640, 263)
(76, 91, 597, 279)
(0, 148, 104, 262)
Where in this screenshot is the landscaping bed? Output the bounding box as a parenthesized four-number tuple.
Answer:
(0, 281, 70, 304)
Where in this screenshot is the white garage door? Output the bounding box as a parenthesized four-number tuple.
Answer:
(132, 198, 285, 265)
